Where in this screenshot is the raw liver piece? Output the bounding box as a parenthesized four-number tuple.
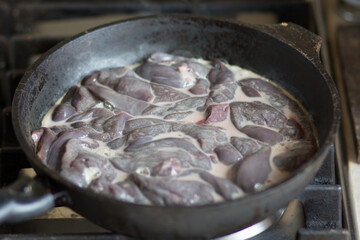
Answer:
(97, 179, 151, 205)
(208, 59, 234, 84)
(239, 78, 315, 143)
(123, 118, 166, 135)
(240, 85, 261, 97)
(214, 144, 243, 165)
(107, 136, 126, 150)
(273, 143, 316, 171)
(71, 86, 98, 112)
(84, 67, 127, 88)
(52, 85, 98, 121)
(199, 171, 242, 200)
(59, 139, 116, 190)
(114, 70, 154, 102)
(135, 52, 205, 89)
(186, 60, 211, 79)
(130, 174, 214, 206)
(70, 114, 127, 142)
(88, 115, 108, 132)
(51, 85, 78, 121)
(170, 97, 207, 112)
(279, 118, 305, 140)
(205, 104, 229, 123)
(94, 67, 154, 102)
(67, 108, 114, 123)
(152, 84, 189, 103)
(231, 147, 272, 192)
(126, 122, 227, 154)
(78, 126, 112, 142)
(231, 137, 267, 158)
(230, 101, 287, 130)
(52, 103, 76, 121)
(239, 78, 315, 140)
(149, 53, 211, 79)
(125, 137, 212, 170)
(207, 59, 237, 105)
(60, 147, 117, 188)
(152, 158, 182, 177)
(142, 96, 206, 117)
(60, 139, 100, 170)
(31, 127, 56, 161)
(92, 67, 128, 87)
(135, 61, 184, 88)
(78, 110, 129, 134)
(189, 78, 209, 95)
(86, 83, 152, 116)
(238, 78, 289, 109)
(240, 125, 283, 146)
(126, 122, 173, 145)
(110, 149, 195, 174)
(46, 129, 88, 169)
(61, 85, 80, 102)
(284, 103, 316, 143)
(164, 111, 193, 120)
(173, 123, 228, 153)
(102, 112, 131, 139)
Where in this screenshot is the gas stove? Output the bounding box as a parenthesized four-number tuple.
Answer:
(0, 0, 355, 239)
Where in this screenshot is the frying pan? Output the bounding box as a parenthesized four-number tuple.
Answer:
(3, 15, 340, 239)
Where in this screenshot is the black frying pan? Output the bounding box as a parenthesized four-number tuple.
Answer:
(4, 15, 340, 239)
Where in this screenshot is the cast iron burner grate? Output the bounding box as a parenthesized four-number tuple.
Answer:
(0, 0, 352, 239)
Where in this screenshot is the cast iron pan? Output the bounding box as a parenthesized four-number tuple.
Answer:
(2, 15, 340, 239)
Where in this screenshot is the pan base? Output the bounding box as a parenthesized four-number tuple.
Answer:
(215, 199, 303, 240)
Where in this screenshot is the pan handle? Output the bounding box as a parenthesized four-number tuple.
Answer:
(251, 22, 322, 60)
(0, 176, 57, 224)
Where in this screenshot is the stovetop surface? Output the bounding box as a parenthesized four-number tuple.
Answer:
(0, 0, 354, 239)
